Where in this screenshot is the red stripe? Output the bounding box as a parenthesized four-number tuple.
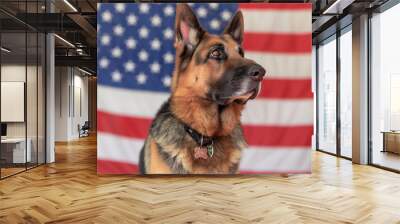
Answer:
(259, 79, 312, 99)
(239, 3, 312, 10)
(98, 111, 150, 139)
(243, 33, 311, 53)
(98, 111, 312, 147)
(97, 160, 138, 174)
(243, 125, 313, 147)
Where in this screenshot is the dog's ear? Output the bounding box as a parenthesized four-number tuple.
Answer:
(175, 3, 204, 49)
(223, 11, 244, 44)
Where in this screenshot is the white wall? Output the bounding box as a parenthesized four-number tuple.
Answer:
(54, 67, 89, 141)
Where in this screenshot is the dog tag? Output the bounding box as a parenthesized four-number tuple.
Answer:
(207, 145, 214, 158)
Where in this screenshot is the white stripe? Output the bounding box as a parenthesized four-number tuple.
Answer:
(239, 146, 311, 172)
(242, 10, 311, 34)
(98, 132, 143, 164)
(243, 99, 313, 126)
(98, 133, 310, 173)
(98, 85, 313, 125)
(246, 52, 311, 79)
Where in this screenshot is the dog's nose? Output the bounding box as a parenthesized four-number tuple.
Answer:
(247, 64, 266, 81)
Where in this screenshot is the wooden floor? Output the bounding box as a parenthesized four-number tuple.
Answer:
(1, 135, 400, 224)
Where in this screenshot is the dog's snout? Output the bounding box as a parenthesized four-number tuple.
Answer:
(247, 64, 266, 81)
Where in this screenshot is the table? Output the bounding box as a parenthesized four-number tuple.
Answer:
(381, 131, 400, 154)
(1, 138, 31, 163)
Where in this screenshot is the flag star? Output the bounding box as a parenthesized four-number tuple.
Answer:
(127, 14, 137, 26)
(136, 73, 147, 84)
(138, 50, 148, 61)
(139, 3, 150, 13)
(150, 38, 161, 50)
(210, 19, 221, 30)
(102, 10, 112, 22)
(111, 47, 122, 58)
(125, 38, 137, 49)
(150, 62, 161, 74)
(162, 76, 171, 87)
(163, 28, 173, 39)
(111, 70, 122, 82)
(99, 57, 109, 68)
(101, 34, 111, 45)
(221, 10, 232, 21)
(164, 5, 174, 16)
(209, 3, 219, 9)
(197, 7, 208, 18)
(124, 60, 135, 72)
(139, 26, 149, 38)
(163, 52, 174, 63)
(113, 25, 124, 36)
(97, 24, 101, 32)
(115, 3, 125, 13)
(151, 15, 162, 27)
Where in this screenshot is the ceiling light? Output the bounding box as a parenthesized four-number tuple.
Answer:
(323, 0, 355, 15)
(78, 67, 93, 76)
(1, 47, 11, 53)
(63, 0, 78, 12)
(54, 34, 75, 48)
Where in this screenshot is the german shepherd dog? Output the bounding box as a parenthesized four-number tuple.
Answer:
(139, 4, 266, 174)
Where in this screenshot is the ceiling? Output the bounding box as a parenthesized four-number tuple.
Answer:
(0, 0, 393, 75)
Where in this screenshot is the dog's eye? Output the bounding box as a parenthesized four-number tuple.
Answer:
(209, 49, 226, 60)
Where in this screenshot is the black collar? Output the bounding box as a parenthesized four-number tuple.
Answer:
(183, 124, 214, 147)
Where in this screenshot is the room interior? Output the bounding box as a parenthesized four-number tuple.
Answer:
(0, 0, 399, 222)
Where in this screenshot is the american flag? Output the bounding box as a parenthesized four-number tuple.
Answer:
(97, 3, 313, 174)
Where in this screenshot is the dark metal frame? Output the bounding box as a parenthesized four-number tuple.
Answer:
(0, 0, 48, 179)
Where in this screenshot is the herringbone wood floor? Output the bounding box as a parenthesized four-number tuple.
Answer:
(1, 135, 400, 224)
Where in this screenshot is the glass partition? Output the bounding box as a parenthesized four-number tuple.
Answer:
(339, 28, 352, 158)
(0, 1, 46, 179)
(371, 4, 400, 171)
(317, 36, 337, 154)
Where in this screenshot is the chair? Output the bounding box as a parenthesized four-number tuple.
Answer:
(79, 121, 90, 138)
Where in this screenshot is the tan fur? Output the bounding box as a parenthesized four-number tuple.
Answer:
(148, 140, 172, 174)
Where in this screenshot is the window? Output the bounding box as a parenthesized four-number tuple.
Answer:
(371, 3, 400, 171)
(317, 36, 337, 154)
(339, 28, 352, 158)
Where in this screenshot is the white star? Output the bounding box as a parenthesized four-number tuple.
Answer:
(221, 10, 232, 21)
(111, 70, 122, 82)
(139, 26, 149, 38)
(111, 47, 122, 58)
(163, 52, 174, 63)
(127, 14, 137, 26)
(102, 10, 112, 22)
(136, 73, 147, 84)
(209, 3, 219, 9)
(139, 3, 150, 13)
(150, 38, 161, 50)
(197, 7, 207, 18)
(164, 5, 174, 16)
(97, 24, 101, 32)
(113, 25, 124, 36)
(124, 60, 135, 72)
(99, 57, 109, 68)
(162, 76, 171, 87)
(163, 28, 173, 39)
(151, 15, 162, 27)
(101, 34, 111, 45)
(210, 19, 221, 30)
(115, 3, 125, 13)
(150, 62, 160, 74)
(125, 38, 137, 49)
(138, 50, 148, 61)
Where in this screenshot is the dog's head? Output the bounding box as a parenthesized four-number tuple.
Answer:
(171, 4, 266, 105)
